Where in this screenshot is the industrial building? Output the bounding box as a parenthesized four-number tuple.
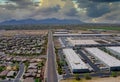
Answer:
(84, 48, 120, 71)
(54, 30, 69, 34)
(54, 32, 68, 34)
(59, 38, 65, 48)
(106, 47, 120, 57)
(67, 38, 99, 46)
(63, 48, 89, 73)
(53, 33, 112, 37)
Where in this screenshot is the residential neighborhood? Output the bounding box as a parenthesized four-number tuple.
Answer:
(0, 34, 47, 56)
(0, 30, 47, 82)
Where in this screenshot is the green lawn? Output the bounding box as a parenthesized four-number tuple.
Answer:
(88, 27, 120, 31)
(35, 78, 42, 82)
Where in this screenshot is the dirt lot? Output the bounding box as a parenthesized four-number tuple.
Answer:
(1, 30, 48, 36)
(61, 76, 120, 82)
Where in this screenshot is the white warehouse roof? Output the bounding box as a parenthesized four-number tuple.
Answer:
(54, 32, 68, 34)
(85, 48, 120, 67)
(53, 33, 112, 37)
(106, 47, 120, 54)
(63, 48, 88, 70)
(67, 38, 99, 46)
(59, 38, 65, 47)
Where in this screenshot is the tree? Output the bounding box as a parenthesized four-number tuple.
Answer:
(38, 61, 44, 69)
(58, 67, 62, 75)
(0, 67, 3, 72)
(24, 61, 29, 68)
(0, 66, 5, 72)
(60, 61, 64, 66)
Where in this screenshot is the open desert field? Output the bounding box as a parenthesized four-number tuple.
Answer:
(0, 30, 48, 36)
(61, 76, 120, 82)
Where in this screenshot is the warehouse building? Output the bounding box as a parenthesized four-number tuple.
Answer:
(106, 47, 120, 57)
(53, 33, 112, 37)
(85, 48, 120, 71)
(67, 38, 99, 46)
(54, 32, 68, 34)
(59, 38, 65, 48)
(54, 30, 69, 34)
(63, 48, 89, 73)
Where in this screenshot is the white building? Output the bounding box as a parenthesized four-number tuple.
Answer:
(63, 48, 89, 73)
(85, 48, 120, 71)
(7, 71, 16, 77)
(53, 33, 112, 37)
(54, 32, 68, 34)
(67, 38, 99, 46)
(106, 47, 120, 57)
(59, 38, 65, 48)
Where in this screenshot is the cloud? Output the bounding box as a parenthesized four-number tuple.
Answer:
(94, 10, 120, 23)
(29, 5, 61, 17)
(90, 0, 120, 2)
(0, 0, 119, 23)
(86, 4, 110, 17)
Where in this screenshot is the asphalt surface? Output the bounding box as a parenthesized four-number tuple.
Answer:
(75, 43, 120, 48)
(47, 31, 58, 82)
(77, 50, 100, 72)
(14, 63, 25, 82)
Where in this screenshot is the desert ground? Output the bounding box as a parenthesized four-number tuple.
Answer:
(60, 76, 120, 82)
(0, 30, 48, 36)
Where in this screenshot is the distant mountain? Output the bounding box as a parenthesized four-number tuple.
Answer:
(0, 18, 83, 25)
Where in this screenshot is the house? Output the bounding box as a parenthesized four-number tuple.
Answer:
(28, 63, 38, 69)
(0, 70, 9, 77)
(7, 71, 16, 77)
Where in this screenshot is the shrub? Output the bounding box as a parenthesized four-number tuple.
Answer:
(84, 74, 92, 80)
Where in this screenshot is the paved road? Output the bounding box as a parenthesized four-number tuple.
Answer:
(78, 50, 100, 72)
(14, 63, 25, 82)
(47, 31, 58, 82)
(75, 43, 120, 48)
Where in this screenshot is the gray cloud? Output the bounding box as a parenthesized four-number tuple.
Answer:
(86, 4, 110, 17)
(29, 5, 61, 17)
(90, 0, 120, 2)
(0, 0, 119, 23)
(64, 8, 78, 16)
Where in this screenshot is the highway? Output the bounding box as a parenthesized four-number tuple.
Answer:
(47, 31, 58, 82)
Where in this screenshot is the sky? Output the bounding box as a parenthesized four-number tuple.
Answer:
(0, 0, 120, 23)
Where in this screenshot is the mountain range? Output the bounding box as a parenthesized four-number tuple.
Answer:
(0, 18, 83, 25)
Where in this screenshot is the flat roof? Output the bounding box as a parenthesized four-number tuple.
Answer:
(53, 33, 112, 37)
(59, 38, 65, 47)
(54, 32, 68, 33)
(85, 48, 120, 67)
(67, 38, 99, 46)
(107, 47, 120, 54)
(63, 48, 88, 70)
